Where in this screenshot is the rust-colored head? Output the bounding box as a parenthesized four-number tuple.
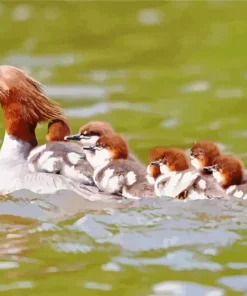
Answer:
(95, 134, 128, 160)
(148, 147, 167, 179)
(79, 121, 114, 137)
(46, 119, 71, 142)
(66, 121, 114, 146)
(190, 140, 221, 171)
(0, 66, 65, 145)
(207, 154, 244, 188)
(161, 148, 190, 172)
(151, 148, 190, 175)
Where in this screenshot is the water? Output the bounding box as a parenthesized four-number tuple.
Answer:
(1, 1, 247, 294)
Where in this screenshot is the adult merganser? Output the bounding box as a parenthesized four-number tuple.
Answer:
(0, 65, 109, 200)
(150, 148, 198, 198)
(83, 134, 155, 199)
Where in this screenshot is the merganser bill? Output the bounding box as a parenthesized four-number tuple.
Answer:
(65, 121, 114, 146)
(67, 124, 146, 170)
(83, 134, 155, 199)
(0, 65, 110, 200)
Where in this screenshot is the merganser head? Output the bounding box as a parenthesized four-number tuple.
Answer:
(190, 140, 220, 172)
(0, 65, 64, 148)
(203, 154, 244, 188)
(83, 134, 128, 168)
(65, 121, 114, 146)
(46, 119, 71, 142)
(151, 148, 189, 175)
(147, 147, 167, 179)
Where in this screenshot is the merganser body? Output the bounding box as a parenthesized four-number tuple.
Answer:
(0, 65, 114, 200)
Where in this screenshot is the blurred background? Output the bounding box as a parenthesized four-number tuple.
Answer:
(2, 0, 247, 162)
(1, 1, 247, 295)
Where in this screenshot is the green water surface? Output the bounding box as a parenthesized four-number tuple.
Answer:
(1, 1, 247, 295)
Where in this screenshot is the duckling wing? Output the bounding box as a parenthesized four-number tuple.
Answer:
(20, 172, 106, 201)
(123, 182, 155, 199)
(225, 183, 247, 199)
(195, 175, 227, 199)
(28, 142, 85, 163)
(162, 170, 200, 198)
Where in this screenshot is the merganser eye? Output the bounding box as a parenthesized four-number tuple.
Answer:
(96, 143, 103, 149)
(213, 164, 218, 170)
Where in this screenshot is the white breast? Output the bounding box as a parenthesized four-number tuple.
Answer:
(190, 157, 202, 171)
(97, 168, 122, 194)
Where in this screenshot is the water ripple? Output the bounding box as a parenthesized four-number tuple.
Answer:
(218, 275, 247, 292)
(64, 101, 149, 117)
(0, 281, 34, 292)
(152, 281, 224, 296)
(114, 250, 222, 271)
(3, 53, 77, 68)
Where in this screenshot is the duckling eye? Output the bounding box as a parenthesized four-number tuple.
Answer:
(88, 131, 95, 136)
(96, 143, 104, 149)
(213, 164, 219, 170)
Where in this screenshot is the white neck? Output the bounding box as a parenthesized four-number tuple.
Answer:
(84, 149, 111, 169)
(93, 162, 109, 180)
(0, 132, 33, 160)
